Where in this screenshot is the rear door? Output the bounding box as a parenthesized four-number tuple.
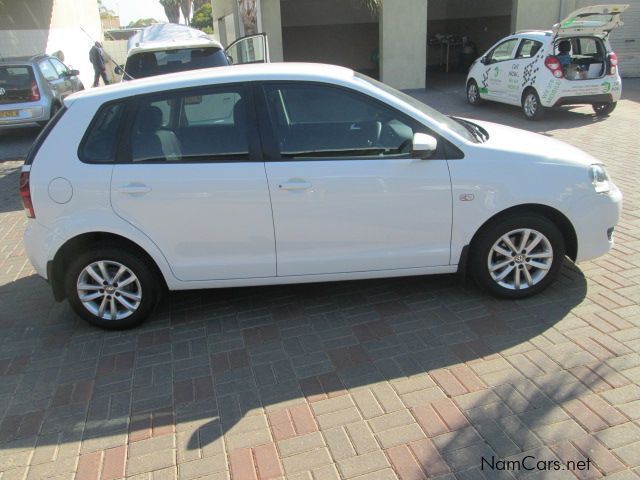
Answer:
(109, 83, 276, 281)
(554, 4, 629, 37)
(257, 82, 452, 277)
(226, 33, 270, 65)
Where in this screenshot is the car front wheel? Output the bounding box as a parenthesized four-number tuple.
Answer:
(467, 80, 482, 106)
(471, 215, 565, 299)
(522, 89, 545, 120)
(65, 247, 159, 329)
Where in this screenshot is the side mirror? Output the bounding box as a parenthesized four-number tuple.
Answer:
(412, 133, 438, 159)
(480, 56, 488, 65)
(114, 65, 124, 75)
(68, 69, 80, 76)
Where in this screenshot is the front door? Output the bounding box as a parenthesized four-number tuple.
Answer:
(258, 82, 452, 277)
(226, 33, 270, 65)
(483, 38, 520, 101)
(109, 83, 276, 281)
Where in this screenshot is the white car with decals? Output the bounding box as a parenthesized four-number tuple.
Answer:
(466, 4, 627, 120)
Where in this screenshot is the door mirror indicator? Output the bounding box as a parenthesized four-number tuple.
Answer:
(68, 69, 80, 76)
(412, 133, 438, 159)
(114, 65, 124, 75)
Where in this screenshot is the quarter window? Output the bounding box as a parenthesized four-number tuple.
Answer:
(81, 102, 126, 163)
(130, 87, 249, 162)
(488, 39, 519, 63)
(516, 39, 543, 59)
(263, 83, 421, 159)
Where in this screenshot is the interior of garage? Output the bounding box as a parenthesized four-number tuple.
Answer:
(279, 0, 380, 78)
(426, 0, 513, 74)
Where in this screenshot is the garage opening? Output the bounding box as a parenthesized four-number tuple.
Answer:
(280, 0, 380, 79)
(427, 0, 513, 75)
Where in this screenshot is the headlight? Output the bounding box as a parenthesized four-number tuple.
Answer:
(589, 164, 610, 193)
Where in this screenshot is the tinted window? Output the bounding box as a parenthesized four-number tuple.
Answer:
(516, 39, 543, 59)
(264, 83, 421, 159)
(38, 60, 58, 81)
(124, 47, 228, 79)
(488, 39, 519, 63)
(130, 87, 249, 162)
(0, 66, 36, 104)
(81, 103, 126, 163)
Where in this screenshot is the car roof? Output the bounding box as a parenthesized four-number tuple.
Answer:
(0, 54, 49, 65)
(512, 30, 553, 39)
(64, 63, 357, 105)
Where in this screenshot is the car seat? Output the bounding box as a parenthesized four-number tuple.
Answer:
(132, 105, 182, 161)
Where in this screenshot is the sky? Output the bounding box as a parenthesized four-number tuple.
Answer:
(101, 0, 171, 27)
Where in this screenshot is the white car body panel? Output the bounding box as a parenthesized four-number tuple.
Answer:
(553, 4, 629, 38)
(23, 63, 621, 296)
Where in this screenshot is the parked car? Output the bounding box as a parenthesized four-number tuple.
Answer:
(0, 54, 83, 128)
(115, 23, 269, 81)
(21, 63, 621, 328)
(466, 4, 628, 120)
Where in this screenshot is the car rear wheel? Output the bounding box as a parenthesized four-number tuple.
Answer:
(593, 102, 616, 117)
(522, 89, 545, 120)
(467, 80, 482, 106)
(65, 247, 159, 329)
(471, 214, 565, 299)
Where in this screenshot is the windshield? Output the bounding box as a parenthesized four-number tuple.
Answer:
(124, 46, 228, 79)
(354, 72, 477, 143)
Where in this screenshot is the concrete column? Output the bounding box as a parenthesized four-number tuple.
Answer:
(380, 0, 428, 89)
(260, 0, 284, 62)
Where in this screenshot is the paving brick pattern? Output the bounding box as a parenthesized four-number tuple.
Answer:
(1, 77, 639, 479)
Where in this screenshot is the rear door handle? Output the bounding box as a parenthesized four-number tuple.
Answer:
(278, 180, 312, 191)
(116, 183, 151, 195)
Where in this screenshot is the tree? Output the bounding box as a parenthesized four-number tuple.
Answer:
(159, 0, 180, 23)
(193, 0, 208, 10)
(97, 0, 117, 19)
(191, 3, 213, 33)
(127, 18, 159, 28)
(180, 0, 192, 25)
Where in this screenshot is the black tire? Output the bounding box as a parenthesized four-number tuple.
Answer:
(593, 102, 616, 117)
(64, 247, 159, 329)
(521, 89, 545, 121)
(466, 79, 483, 106)
(470, 214, 565, 299)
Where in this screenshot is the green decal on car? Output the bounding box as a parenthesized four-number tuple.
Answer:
(601, 81, 611, 93)
(561, 18, 576, 27)
(479, 87, 488, 94)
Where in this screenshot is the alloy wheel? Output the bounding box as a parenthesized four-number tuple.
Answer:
(524, 93, 538, 118)
(487, 228, 553, 290)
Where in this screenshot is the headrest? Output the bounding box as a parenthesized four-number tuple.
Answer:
(138, 105, 163, 133)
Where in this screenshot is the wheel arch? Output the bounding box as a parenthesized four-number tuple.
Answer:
(464, 203, 578, 271)
(49, 232, 168, 301)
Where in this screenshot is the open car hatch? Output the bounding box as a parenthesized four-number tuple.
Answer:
(553, 4, 629, 38)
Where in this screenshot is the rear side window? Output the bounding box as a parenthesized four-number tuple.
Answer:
(81, 102, 126, 163)
(516, 39, 543, 59)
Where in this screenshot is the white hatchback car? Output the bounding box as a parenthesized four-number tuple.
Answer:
(466, 4, 627, 120)
(22, 63, 621, 328)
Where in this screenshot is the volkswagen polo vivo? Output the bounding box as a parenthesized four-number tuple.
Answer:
(466, 4, 628, 119)
(21, 63, 622, 328)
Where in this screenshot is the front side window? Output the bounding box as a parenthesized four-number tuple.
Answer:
(516, 39, 543, 59)
(263, 83, 421, 159)
(49, 58, 69, 77)
(488, 39, 519, 63)
(38, 60, 58, 81)
(130, 86, 249, 162)
(81, 102, 126, 163)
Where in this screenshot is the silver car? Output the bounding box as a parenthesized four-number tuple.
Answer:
(0, 54, 83, 128)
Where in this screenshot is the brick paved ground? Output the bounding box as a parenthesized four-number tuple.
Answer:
(0, 77, 639, 480)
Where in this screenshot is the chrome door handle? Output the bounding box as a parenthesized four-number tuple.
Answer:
(116, 184, 151, 195)
(278, 181, 312, 191)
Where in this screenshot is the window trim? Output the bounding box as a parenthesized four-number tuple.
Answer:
(254, 80, 452, 162)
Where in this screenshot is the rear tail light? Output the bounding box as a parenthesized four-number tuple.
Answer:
(544, 55, 564, 78)
(30, 81, 40, 101)
(608, 52, 618, 75)
(19, 171, 35, 218)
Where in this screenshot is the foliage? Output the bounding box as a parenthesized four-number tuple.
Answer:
(191, 3, 214, 33)
(97, 0, 117, 19)
(127, 18, 159, 28)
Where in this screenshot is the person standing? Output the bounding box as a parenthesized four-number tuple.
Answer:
(89, 41, 109, 87)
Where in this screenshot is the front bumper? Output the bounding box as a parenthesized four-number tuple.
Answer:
(571, 184, 622, 263)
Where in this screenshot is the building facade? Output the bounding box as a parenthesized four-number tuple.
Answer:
(212, 0, 640, 89)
